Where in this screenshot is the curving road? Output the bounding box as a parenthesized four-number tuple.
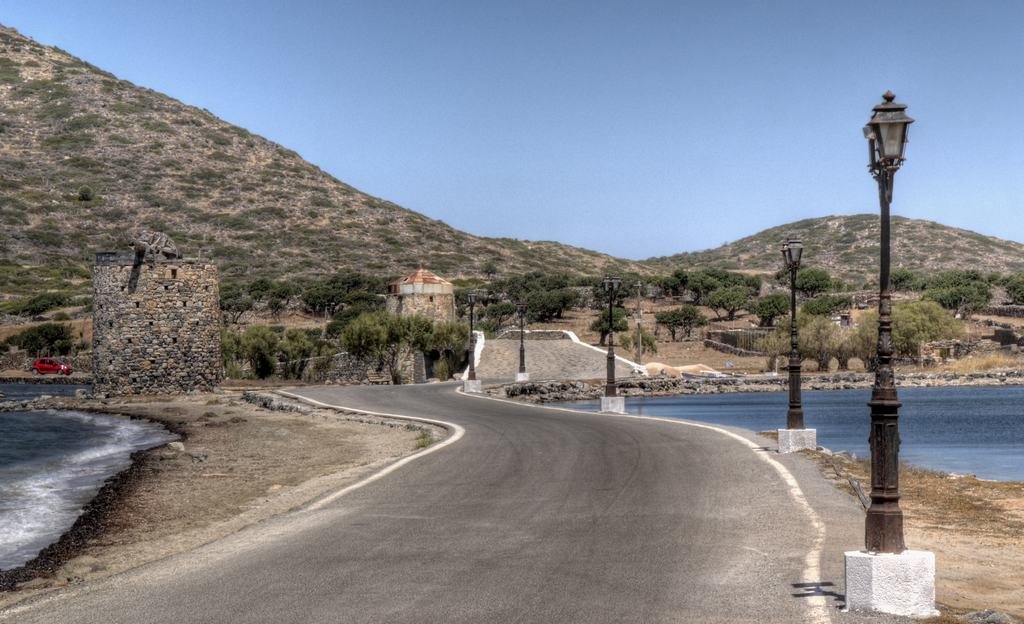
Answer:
(1, 383, 900, 623)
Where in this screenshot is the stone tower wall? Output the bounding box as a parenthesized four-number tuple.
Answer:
(92, 253, 222, 395)
(385, 292, 456, 322)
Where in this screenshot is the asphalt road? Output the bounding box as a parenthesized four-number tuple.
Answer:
(1, 383, 903, 623)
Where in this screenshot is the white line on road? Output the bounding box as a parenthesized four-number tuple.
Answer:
(457, 388, 831, 624)
(274, 390, 465, 512)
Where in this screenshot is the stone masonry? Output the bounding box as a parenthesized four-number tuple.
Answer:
(385, 268, 455, 322)
(92, 252, 222, 395)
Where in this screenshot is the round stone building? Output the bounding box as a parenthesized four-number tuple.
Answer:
(92, 252, 222, 395)
(385, 268, 456, 322)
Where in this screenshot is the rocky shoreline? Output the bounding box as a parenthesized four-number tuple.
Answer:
(0, 398, 186, 591)
(491, 368, 1024, 403)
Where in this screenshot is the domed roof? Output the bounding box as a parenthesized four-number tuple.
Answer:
(389, 268, 452, 287)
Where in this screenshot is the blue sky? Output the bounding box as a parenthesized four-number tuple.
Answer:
(4, 1, 1024, 259)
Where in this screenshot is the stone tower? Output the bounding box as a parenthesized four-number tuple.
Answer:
(385, 268, 456, 322)
(92, 252, 222, 395)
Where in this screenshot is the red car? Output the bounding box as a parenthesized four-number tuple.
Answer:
(31, 357, 72, 376)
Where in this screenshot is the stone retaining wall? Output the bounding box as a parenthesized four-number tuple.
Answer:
(495, 369, 1024, 403)
(495, 329, 570, 341)
(0, 351, 92, 373)
(702, 339, 766, 357)
(982, 305, 1024, 318)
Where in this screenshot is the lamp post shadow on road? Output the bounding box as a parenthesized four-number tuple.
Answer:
(600, 276, 626, 414)
(463, 291, 482, 393)
(777, 237, 816, 453)
(843, 91, 938, 619)
(515, 301, 529, 382)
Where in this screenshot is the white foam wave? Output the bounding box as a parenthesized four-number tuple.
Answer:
(0, 410, 176, 570)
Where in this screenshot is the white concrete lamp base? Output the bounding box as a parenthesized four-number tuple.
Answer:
(844, 550, 938, 618)
(515, 372, 530, 382)
(600, 396, 626, 414)
(463, 380, 482, 394)
(777, 428, 816, 454)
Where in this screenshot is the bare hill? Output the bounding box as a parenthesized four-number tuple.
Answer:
(0, 25, 647, 297)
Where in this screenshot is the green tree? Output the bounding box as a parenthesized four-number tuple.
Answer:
(707, 285, 750, 320)
(428, 321, 470, 380)
(484, 301, 516, 328)
(341, 311, 433, 384)
(890, 268, 921, 291)
(794, 267, 832, 298)
(219, 283, 254, 325)
(749, 294, 789, 327)
(241, 325, 280, 379)
(654, 305, 707, 340)
(266, 281, 300, 320)
(799, 315, 842, 371)
(328, 290, 385, 335)
(685, 271, 722, 305)
(923, 283, 990, 317)
(527, 289, 577, 322)
(589, 307, 629, 346)
(247, 278, 274, 303)
(802, 294, 853, 316)
(482, 259, 499, 281)
(849, 300, 964, 365)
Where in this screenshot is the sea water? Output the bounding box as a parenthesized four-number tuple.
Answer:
(555, 385, 1024, 481)
(0, 409, 175, 569)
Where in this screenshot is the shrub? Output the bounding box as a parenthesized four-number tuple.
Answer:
(241, 326, 279, 379)
(619, 328, 657, 355)
(923, 283, 990, 316)
(341, 311, 433, 384)
(1004, 273, 1024, 305)
(77, 185, 95, 201)
(2, 292, 71, 316)
(4, 323, 73, 356)
(850, 300, 963, 362)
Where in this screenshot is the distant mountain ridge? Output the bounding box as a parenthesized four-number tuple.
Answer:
(644, 215, 1024, 283)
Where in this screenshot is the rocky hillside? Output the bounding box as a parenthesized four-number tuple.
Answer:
(0, 25, 648, 297)
(645, 214, 1024, 283)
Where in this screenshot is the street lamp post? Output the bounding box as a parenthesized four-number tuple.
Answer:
(782, 238, 804, 430)
(516, 301, 528, 382)
(467, 291, 477, 382)
(845, 92, 935, 619)
(600, 277, 625, 413)
(863, 91, 914, 554)
(776, 238, 815, 453)
(602, 277, 621, 397)
(462, 291, 482, 393)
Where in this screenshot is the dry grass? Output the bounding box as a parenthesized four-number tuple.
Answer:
(802, 449, 1024, 617)
(938, 353, 1024, 374)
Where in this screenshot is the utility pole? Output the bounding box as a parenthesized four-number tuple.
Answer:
(634, 281, 643, 364)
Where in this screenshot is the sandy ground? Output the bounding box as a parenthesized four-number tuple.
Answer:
(0, 391, 442, 607)
(793, 439, 1024, 619)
